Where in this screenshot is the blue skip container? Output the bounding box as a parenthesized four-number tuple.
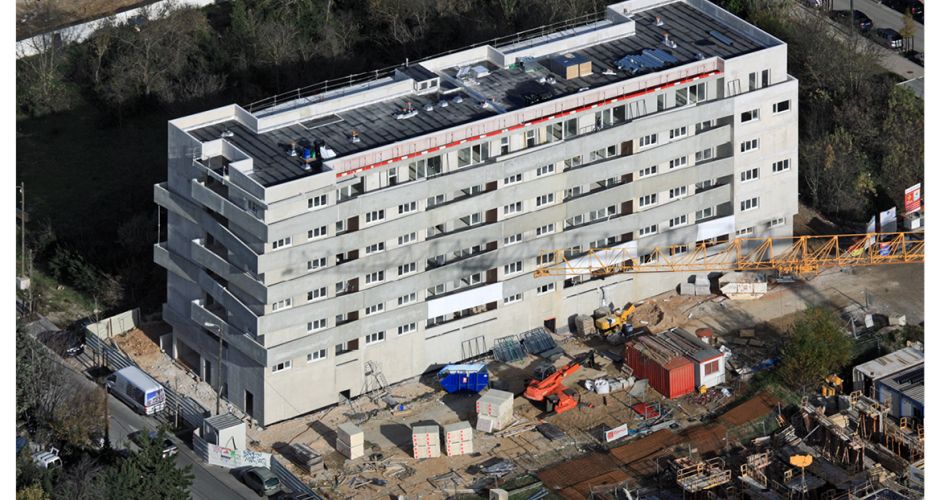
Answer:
(437, 364, 489, 394)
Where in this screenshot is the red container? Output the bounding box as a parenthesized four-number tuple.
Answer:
(625, 343, 695, 399)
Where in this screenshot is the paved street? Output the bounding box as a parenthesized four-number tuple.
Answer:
(831, 0, 924, 52)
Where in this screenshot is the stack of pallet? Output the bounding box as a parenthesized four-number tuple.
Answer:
(475, 389, 514, 433)
(443, 421, 473, 456)
(412, 425, 441, 459)
(336, 423, 364, 460)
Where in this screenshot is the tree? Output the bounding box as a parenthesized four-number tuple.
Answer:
(16, 484, 48, 500)
(16, 27, 76, 116)
(779, 307, 853, 394)
(899, 9, 916, 53)
(877, 86, 924, 207)
(95, 432, 193, 500)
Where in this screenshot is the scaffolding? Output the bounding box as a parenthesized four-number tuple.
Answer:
(675, 457, 732, 493)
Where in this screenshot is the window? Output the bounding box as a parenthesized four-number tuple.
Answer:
(308, 226, 327, 240)
(671, 244, 689, 256)
(536, 253, 554, 266)
(503, 173, 523, 186)
(773, 99, 791, 114)
(398, 232, 417, 246)
(536, 164, 555, 176)
(740, 138, 759, 153)
(669, 156, 688, 169)
(307, 257, 327, 271)
(704, 359, 720, 375)
(504, 261, 523, 275)
(365, 270, 385, 284)
(740, 168, 759, 182)
(564, 156, 583, 170)
(668, 186, 687, 199)
(365, 209, 385, 224)
(398, 323, 417, 336)
(589, 205, 616, 221)
(669, 215, 688, 228)
(398, 262, 417, 275)
(272, 361, 292, 373)
(272, 237, 292, 250)
(638, 133, 658, 148)
(638, 224, 658, 237)
(695, 148, 714, 162)
(307, 319, 327, 332)
(499, 136, 510, 155)
(748, 72, 757, 91)
(336, 219, 346, 233)
(565, 186, 584, 199)
(536, 223, 555, 236)
(365, 331, 385, 345)
(669, 126, 687, 139)
(365, 242, 385, 254)
(736, 227, 754, 237)
(536, 283, 555, 295)
(740, 197, 759, 212)
(772, 159, 790, 173)
(696, 119, 716, 133)
(503, 201, 523, 216)
(689, 82, 707, 103)
(676, 87, 688, 107)
(457, 143, 489, 167)
(272, 298, 292, 312)
(427, 194, 445, 208)
(308, 194, 327, 210)
(639, 193, 657, 208)
(365, 303, 384, 316)
(504, 293, 522, 305)
(769, 217, 786, 228)
(409, 156, 443, 179)
(696, 207, 714, 221)
(639, 165, 658, 178)
(335, 339, 359, 355)
(525, 129, 537, 148)
(307, 349, 327, 362)
(398, 292, 417, 306)
(307, 287, 327, 301)
(761, 69, 771, 87)
(696, 179, 715, 192)
(657, 93, 666, 111)
(740, 109, 760, 123)
(535, 193, 555, 207)
(399, 201, 417, 214)
(565, 214, 584, 228)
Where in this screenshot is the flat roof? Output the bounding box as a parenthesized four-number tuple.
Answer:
(186, 0, 772, 187)
(853, 346, 924, 381)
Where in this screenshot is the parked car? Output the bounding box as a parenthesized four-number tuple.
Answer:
(883, 0, 923, 23)
(239, 467, 282, 497)
(874, 28, 904, 50)
(831, 10, 874, 32)
(801, 0, 822, 8)
(126, 430, 178, 459)
(37, 329, 85, 357)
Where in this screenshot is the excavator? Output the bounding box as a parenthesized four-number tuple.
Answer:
(523, 356, 585, 415)
(594, 302, 636, 335)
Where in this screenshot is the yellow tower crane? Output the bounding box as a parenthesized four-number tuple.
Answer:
(532, 232, 924, 278)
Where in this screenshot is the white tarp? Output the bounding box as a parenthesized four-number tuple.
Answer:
(697, 215, 735, 241)
(207, 444, 271, 469)
(564, 240, 638, 277)
(880, 207, 897, 232)
(427, 283, 502, 319)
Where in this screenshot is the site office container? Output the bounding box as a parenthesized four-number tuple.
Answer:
(625, 343, 696, 399)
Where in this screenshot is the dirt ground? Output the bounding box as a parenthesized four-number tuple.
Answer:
(112, 261, 923, 498)
(16, 0, 153, 39)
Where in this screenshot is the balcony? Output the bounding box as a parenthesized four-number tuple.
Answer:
(190, 179, 267, 239)
(190, 299, 266, 363)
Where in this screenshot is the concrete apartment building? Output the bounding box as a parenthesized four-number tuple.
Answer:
(154, 0, 798, 425)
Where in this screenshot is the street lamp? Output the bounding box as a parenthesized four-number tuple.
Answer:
(203, 322, 224, 415)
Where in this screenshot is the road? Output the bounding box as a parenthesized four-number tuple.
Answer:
(23, 318, 258, 500)
(831, 0, 924, 53)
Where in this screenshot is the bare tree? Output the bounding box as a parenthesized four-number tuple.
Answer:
(899, 10, 916, 52)
(16, 26, 76, 115)
(318, 10, 363, 58)
(87, 19, 117, 88)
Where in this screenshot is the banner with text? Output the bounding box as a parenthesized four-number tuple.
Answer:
(207, 444, 271, 469)
(905, 183, 922, 214)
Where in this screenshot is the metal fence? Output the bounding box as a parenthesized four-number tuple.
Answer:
(271, 457, 321, 499)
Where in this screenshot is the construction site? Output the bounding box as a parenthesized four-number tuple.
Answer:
(112, 221, 925, 499)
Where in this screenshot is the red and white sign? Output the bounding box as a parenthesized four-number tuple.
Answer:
(605, 423, 630, 443)
(905, 183, 922, 214)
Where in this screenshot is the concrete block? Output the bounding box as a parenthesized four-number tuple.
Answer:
(446, 440, 474, 456)
(489, 489, 509, 500)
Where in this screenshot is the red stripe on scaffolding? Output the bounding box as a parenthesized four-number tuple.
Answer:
(336, 69, 721, 179)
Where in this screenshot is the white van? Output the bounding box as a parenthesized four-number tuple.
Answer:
(106, 366, 167, 415)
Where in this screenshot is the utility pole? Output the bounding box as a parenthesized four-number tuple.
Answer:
(204, 322, 224, 415)
(18, 182, 25, 279)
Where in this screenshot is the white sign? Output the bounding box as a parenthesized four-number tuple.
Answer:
(207, 444, 271, 469)
(879, 207, 897, 233)
(605, 423, 630, 443)
(865, 216, 876, 249)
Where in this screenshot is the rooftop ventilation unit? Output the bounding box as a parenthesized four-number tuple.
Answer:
(395, 102, 419, 120)
(655, 15, 664, 26)
(220, 129, 234, 138)
(662, 32, 677, 49)
(349, 130, 360, 144)
(547, 52, 592, 80)
(470, 65, 490, 78)
(615, 48, 677, 75)
(320, 146, 337, 160)
(709, 30, 734, 46)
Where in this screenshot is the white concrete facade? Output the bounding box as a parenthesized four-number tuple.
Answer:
(155, 0, 797, 425)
